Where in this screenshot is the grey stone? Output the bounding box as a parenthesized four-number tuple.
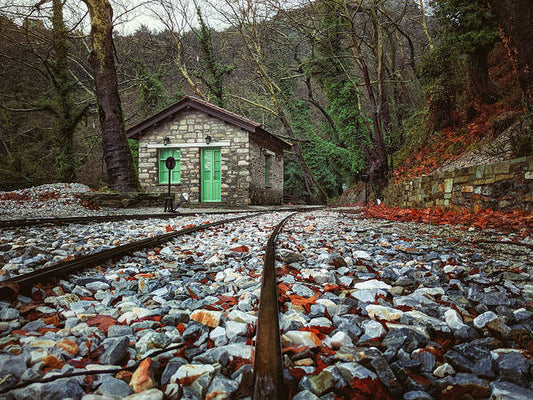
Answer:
(444, 342, 495, 378)
(96, 377, 132, 397)
(403, 390, 434, 400)
(497, 351, 529, 384)
(0, 307, 19, 321)
(161, 358, 188, 385)
(124, 389, 164, 400)
(291, 390, 320, 400)
(490, 381, 533, 400)
(382, 328, 427, 354)
(99, 336, 130, 365)
(279, 249, 304, 263)
(205, 373, 240, 399)
(0, 353, 27, 380)
(434, 373, 490, 398)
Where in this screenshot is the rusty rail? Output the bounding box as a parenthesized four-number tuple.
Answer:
(0, 213, 261, 300)
(252, 213, 294, 400)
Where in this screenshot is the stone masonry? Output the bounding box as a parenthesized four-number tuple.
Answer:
(136, 108, 285, 205)
(382, 156, 533, 212)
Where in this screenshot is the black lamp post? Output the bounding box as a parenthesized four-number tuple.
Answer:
(164, 156, 176, 212)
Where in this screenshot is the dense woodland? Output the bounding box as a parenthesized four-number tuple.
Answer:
(0, 0, 531, 202)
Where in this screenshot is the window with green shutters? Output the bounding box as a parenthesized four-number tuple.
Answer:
(158, 148, 181, 184)
(265, 155, 272, 187)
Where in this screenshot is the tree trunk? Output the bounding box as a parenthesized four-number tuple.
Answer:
(488, 0, 533, 111)
(468, 45, 497, 105)
(81, 0, 139, 191)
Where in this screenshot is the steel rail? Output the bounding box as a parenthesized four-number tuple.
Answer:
(0, 213, 261, 300)
(0, 213, 181, 228)
(252, 213, 294, 400)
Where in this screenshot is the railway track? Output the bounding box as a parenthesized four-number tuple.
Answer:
(0, 210, 302, 399)
(0, 209, 257, 229)
(2, 209, 526, 399)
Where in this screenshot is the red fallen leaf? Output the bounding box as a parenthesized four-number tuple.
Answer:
(186, 286, 199, 300)
(42, 355, 65, 371)
(278, 283, 291, 295)
(10, 330, 28, 336)
(469, 267, 480, 275)
(182, 223, 195, 230)
(36, 328, 59, 334)
(165, 225, 175, 232)
(288, 367, 307, 380)
(227, 356, 251, 374)
(282, 345, 307, 354)
(287, 293, 318, 313)
(314, 355, 329, 375)
(323, 284, 340, 292)
(86, 315, 118, 334)
(230, 245, 249, 253)
(176, 323, 186, 334)
(84, 375, 96, 387)
(347, 377, 393, 399)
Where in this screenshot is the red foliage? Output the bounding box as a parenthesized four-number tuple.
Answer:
(230, 245, 249, 253)
(0, 193, 30, 201)
(393, 102, 518, 183)
(363, 204, 532, 235)
(86, 315, 118, 334)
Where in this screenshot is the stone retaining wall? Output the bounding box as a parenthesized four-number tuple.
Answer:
(383, 156, 533, 212)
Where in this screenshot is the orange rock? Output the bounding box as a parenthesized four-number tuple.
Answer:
(43, 355, 64, 370)
(130, 358, 154, 393)
(190, 310, 222, 328)
(116, 370, 133, 384)
(57, 339, 78, 356)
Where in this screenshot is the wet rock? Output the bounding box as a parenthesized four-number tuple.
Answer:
(205, 373, 240, 399)
(403, 390, 434, 400)
(366, 304, 404, 321)
(308, 369, 335, 396)
(124, 388, 164, 400)
(279, 249, 305, 263)
(96, 376, 133, 397)
(444, 309, 466, 330)
(433, 363, 455, 378)
(284, 331, 322, 348)
(496, 351, 529, 384)
(130, 358, 155, 393)
(444, 342, 496, 378)
(382, 328, 427, 354)
(360, 320, 386, 341)
(490, 381, 533, 399)
(473, 311, 498, 329)
(99, 336, 130, 365)
(435, 373, 490, 398)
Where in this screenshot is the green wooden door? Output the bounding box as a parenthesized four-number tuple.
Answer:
(201, 148, 221, 202)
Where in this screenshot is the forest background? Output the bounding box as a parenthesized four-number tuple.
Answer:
(0, 0, 531, 203)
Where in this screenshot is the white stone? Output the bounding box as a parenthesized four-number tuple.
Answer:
(473, 311, 498, 329)
(171, 364, 215, 384)
(361, 320, 386, 339)
(433, 363, 455, 378)
(225, 321, 248, 340)
(353, 250, 372, 260)
(337, 362, 377, 381)
(330, 331, 353, 349)
(308, 317, 332, 328)
(124, 389, 164, 400)
(366, 304, 404, 321)
(283, 330, 322, 348)
(227, 309, 257, 325)
(354, 279, 391, 291)
(444, 309, 466, 330)
(209, 326, 228, 347)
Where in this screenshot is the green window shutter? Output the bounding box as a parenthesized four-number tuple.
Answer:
(158, 148, 181, 184)
(265, 155, 271, 187)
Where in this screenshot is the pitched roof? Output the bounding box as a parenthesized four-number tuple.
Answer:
(126, 96, 290, 149)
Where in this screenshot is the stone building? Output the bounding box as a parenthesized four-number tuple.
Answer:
(126, 96, 290, 205)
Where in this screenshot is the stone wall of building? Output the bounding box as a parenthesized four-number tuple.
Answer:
(382, 156, 533, 211)
(248, 135, 284, 205)
(137, 110, 250, 205)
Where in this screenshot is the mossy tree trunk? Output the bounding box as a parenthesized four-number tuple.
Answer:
(81, 0, 139, 191)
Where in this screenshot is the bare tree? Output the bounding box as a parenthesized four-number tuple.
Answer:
(80, 0, 139, 191)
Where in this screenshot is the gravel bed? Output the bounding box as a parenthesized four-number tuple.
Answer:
(277, 212, 532, 399)
(0, 212, 291, 399)
(0, 186, 531, 400)
(0, 213, 252, 279)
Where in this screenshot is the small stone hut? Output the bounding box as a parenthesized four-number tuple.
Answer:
(126, 96, 290, 205)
